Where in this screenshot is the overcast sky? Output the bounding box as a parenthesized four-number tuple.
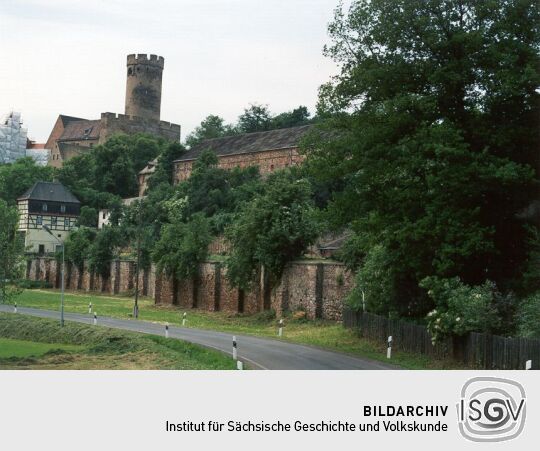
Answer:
(0, 0, 345, 143)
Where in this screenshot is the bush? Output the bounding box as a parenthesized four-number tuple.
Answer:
(517, 292, 540, 339)
(347, 244, 397, 315)
(420, 277, 501, 344)
(16, 280, 52, 289)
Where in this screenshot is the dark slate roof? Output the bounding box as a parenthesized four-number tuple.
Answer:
(59, 119, 101, 141)
(17, 182, 81, 204)
(176, 125, 313, 162)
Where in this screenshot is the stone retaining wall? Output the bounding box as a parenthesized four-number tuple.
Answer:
(25, 257, 352, 321)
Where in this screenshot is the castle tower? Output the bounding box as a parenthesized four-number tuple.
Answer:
(125, 54, 164, 122)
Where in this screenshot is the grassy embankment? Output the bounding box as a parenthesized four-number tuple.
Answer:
(0, 312, 237, 370)
(14, 289, 465, 369)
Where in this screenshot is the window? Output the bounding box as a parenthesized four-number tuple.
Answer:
(60, 205, 66, 213)
(36, 216, 42, 225)
(42, 203, 48, 212)
(38, 244, 45, 255)
(64, 218, 70, 228)
(51, 217, 57, 227)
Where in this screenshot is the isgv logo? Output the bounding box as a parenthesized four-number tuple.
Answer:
(457, 377, 526, 442)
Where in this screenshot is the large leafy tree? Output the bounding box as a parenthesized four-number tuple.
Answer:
(152, 213, 212, 281)
(0, 158, 54, 204)
(226, 170, 320, 289)
(271, 106, 313, 129)
(305, 0, 539, 315)
(237, 104, 272, 133)
(185, 115, 236, 148)
(58, 134, 164, 206)
(0, 200, 24, 304)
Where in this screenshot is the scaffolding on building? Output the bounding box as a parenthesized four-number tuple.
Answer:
(0, 111, 28, 164)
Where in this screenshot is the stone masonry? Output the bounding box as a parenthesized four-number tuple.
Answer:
(26, 258, 352, 321)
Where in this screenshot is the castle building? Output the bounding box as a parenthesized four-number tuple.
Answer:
(137, 125, 311, 196)
(47, 54, 180, 168)
(17, 182, 80, 254)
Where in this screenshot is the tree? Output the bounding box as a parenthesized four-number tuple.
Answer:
(78, 206, 98, 228)
(226, 170, 319, 289)
(517, 292, 540, 338)
(58, 134, 165, 205)
(237, 104, 272, 133)
(64, 227, 97, 271)
(148, 141, 186, 188)
(0, 157, 54, 205)
(152, 214, 212, 280)
(271, 106, 312, 129)
(185, 115, 236, 148)
(305, 0, 539, 315)
(91, 135, 138, 198)
(87, 227, 123, 277)
(0, 200, 24, 304)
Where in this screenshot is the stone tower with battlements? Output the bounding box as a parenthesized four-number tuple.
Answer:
(47, 53, 180, 169)
(125, 54, 165, 121)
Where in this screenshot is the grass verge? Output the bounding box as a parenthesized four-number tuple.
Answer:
(13, 289, 465, 369)
(0, 312, 237, 370)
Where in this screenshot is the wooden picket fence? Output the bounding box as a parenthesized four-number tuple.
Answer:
(343, 309, 540, 370)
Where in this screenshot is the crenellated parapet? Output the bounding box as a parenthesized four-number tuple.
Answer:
(126, 53, 165, 68)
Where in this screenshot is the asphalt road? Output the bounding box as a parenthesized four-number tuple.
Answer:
(0, 305, 397, 370)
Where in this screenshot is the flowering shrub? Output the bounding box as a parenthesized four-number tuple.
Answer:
(420, 277, 500, 344)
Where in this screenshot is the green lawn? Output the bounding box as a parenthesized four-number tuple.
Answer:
(0, 338, 82, 359)
(13, 289, 464, 369)
(0, 313, 237, 370)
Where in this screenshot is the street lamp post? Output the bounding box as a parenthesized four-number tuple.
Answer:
(42, 225, 64, 327)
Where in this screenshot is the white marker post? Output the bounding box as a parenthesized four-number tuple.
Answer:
(88, 302, 92, 314)
(232, 336, 238, 361)
(387, 336, 393, 359)
(93, 312, 97, 326)
(165, 323, 169, 339)
(526, 360, 532, 370)
(182, 312, 187, 327)
(278, 319, 284, 337)
(237, 361, 243, 370)
(13, 303, 17, 314)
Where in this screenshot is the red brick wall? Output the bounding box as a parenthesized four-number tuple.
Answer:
(174, 147, 305, 183)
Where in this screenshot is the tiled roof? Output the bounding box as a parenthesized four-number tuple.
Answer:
(59, 119, 101, 141)
(17, 181, 80, 204)
(175, 125, 313, 162)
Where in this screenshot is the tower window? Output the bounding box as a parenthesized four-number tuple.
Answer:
(128, 68, 133, 75)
